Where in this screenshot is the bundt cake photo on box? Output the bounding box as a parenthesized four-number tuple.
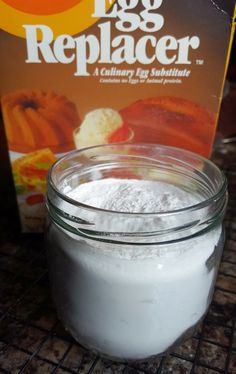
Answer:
(1, 90, 81, 154)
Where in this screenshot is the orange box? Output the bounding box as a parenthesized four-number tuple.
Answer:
(0, 0, 235, 231)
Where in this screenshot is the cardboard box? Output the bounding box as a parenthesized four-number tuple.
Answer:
(0, 0, 235, 231)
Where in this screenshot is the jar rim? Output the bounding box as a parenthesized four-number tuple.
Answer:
(48, 143, 227, 217)
(46, 143, 228, 244)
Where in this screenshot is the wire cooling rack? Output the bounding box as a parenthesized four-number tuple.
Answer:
(0, 143, 235, 374)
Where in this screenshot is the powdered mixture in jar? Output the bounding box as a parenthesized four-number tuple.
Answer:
(48, 178, 222, 360)
(67, 178, 197, 212)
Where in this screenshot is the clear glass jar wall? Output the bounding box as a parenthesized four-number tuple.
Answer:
(46, 144, 227, 361)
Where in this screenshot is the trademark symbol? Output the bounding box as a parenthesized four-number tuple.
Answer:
(196, 59, 204, 65)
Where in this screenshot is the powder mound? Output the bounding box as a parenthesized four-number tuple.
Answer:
(67, 178, 197, 213)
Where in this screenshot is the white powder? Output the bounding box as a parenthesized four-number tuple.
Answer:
(48, 178, 222, 360)
(67, 178, 197, 213)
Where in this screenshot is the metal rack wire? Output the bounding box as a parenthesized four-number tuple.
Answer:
(0, 143, 235, 373)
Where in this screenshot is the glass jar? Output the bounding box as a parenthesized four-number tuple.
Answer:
(46, 144, 227, 362)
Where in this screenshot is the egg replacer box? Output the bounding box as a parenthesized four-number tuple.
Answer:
(0, 0, 235, 232)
